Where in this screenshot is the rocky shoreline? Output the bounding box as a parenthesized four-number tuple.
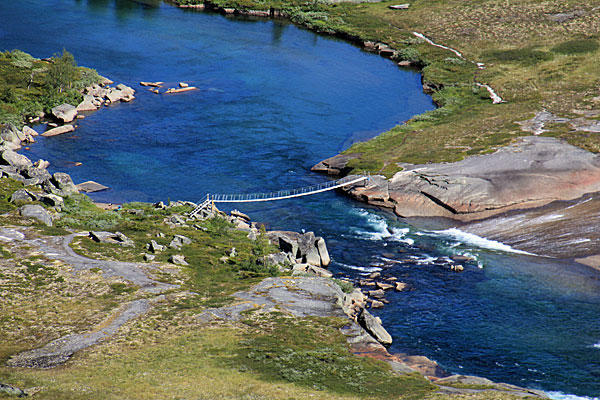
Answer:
(0, 122, 548, 397)
(0, 12, 561, 397)
(313, 135, 600, 263)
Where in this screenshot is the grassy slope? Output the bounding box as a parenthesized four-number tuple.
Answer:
(180, 0, 600, 176)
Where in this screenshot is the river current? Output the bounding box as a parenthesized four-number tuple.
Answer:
(1, 1, 599, 398)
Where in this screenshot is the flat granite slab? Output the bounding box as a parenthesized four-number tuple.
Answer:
(76, 180, 109, 193)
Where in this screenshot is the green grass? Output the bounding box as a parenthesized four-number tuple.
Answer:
(552, 38, 599, 55)
(235, 313, 435, 398)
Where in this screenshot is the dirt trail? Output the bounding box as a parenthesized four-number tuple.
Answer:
(2, 227, 177, 368)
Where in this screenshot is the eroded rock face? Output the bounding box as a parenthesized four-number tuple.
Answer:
(342, 136, 600, 221)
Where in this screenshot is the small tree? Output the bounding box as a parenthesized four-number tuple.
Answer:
(45, 49, 77, 93)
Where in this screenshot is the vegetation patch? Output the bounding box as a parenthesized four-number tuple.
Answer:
(552, 38, 599, 55)
(233, 313, 435, 398)
(482, 48, 554, 66)
(0, 49, 103, 128)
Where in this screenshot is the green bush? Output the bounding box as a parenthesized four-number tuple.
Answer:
(552, 39, 599, 55)
(483, 48, 553, 65)
(397, 47, 423, 64)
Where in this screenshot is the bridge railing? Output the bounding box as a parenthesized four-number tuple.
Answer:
(188, 174, 370, 217)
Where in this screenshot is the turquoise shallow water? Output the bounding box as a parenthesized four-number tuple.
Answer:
(2, 1, 600, 397)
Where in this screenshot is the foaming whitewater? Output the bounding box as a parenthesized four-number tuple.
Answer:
(331, 260, 382, 274)
(352, 209, 414, 244)
(432, 228, 537, 256)
(547, 392, 600, 400)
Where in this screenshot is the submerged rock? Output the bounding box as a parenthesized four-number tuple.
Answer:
(41, 124, 75, 137)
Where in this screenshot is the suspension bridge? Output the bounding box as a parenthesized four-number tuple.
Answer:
(189, 175, 370, 218)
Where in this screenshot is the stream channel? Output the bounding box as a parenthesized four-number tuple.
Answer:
(1, 0, 599, 398)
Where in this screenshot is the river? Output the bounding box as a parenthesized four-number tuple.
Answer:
(1, 0, 599, 398)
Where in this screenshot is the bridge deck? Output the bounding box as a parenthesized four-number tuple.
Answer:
(188, 175, 368, 218)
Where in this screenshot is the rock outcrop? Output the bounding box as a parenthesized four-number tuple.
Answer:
(267, 230, 331, 268)
(1, 149, 32, 169)
(311, 153, 361, 176)
(89, 231, 135, 247)
(334, 136, 600, 221)
(357, 308, 393, 345)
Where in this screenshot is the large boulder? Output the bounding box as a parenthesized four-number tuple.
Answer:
(116, 83, 135, 97)
(267, 230, 301, 258)
(51, 103, 78, 123)
(50, 172, 79, 195)
(316, 237, 330, 267)
(89, 231, 134, 247)
(268, 230, 331, 267)
(77, 95, 97, 112)
(0, 383, 26, 397)
(0, 124, 24, 144)
(41, 124, 75, 137)
(169, 234, 192, 249)
(146, 240, 165, 253)
(297, 231, 320, 266)
(10, 189, 36, 203)
(0, 149, 32, 169)
(19, 204, 52, 226)
(357, 309, 392, 345)
(169, 254, 188, 266)
(21, 166, 51, 185)
(40, 193, 64, 208)
(22, 125, 38, 137)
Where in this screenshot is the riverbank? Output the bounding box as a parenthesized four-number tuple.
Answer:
(173, 0, 600, 171)
(2, 3, 596, 396)
(170, 0, 600, 264)
(0, 169, 544, 398)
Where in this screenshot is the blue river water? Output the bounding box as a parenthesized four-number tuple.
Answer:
(1, 1, 599, 398)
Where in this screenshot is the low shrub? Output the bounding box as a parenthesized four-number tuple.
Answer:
(483, 48, 553, 65)
(552, 39, 599, 55)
